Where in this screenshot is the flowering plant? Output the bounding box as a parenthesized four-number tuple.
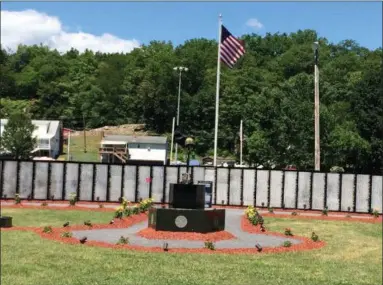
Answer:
(372, 208, 380, 218)
(69, 192, 77, 206)
(139, 198, 154, 212)
(121, 197, 130, 209)
(14, 194, 21, 204)
(114, 206, 124, 219)
(245, 206, 264, 226)
(245, 206, 257, 219)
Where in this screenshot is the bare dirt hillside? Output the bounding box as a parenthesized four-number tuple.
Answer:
(71, 124, 151, 137)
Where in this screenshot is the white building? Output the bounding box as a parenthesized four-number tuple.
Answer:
(0, 119, 62, 159)
(99, 135, 168, 165)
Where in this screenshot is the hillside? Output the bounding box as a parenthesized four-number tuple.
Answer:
(1, 30, 382, 173)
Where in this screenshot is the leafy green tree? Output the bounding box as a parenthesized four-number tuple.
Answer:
(0, 112, 36, 159)
(0, 30, 381, 172)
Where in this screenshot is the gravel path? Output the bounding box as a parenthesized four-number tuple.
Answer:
(70, 209, 301, 249)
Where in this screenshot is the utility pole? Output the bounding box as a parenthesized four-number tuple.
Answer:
(67, 131, 71, 161)
(313, 41, 320, 171)
(82, 113, 87, 153)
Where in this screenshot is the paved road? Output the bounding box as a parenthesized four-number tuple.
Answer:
(71, 209, 301, 249)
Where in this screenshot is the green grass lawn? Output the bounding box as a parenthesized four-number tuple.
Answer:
(1, 208, 382, 285)
(61, 134, 101, 162)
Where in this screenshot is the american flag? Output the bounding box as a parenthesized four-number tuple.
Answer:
(220, 25, 245, 68)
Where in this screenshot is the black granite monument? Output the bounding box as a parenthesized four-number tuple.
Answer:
(148, 131, 225, 233)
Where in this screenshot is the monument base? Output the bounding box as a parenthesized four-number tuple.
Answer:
(148, 208, 225, 233)
(0, 216, 13, 228)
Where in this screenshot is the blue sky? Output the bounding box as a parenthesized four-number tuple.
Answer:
(2, 1, 382, 52)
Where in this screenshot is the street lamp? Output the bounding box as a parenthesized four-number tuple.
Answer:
(185, 136, 195, 174)
(173, 66, 188, 163)
(312, 41, 320, 171)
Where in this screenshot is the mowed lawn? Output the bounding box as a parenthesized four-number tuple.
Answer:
(61, 134, 101, 162)
(1, 208, 382, 285)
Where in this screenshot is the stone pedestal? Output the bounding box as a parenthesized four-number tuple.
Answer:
(148, 208, 225, 233)
(0, 216, 13, 228)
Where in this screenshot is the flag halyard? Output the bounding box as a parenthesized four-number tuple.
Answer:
(220, 25, 245, 68)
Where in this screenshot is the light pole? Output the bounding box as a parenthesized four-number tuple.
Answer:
(173, 66, 188, 163)
(312, 41, 320, 171)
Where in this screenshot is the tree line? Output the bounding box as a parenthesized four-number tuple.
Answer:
(0, 29, 382, 173)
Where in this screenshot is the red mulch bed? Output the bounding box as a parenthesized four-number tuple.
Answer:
(3, 202, 379, 255)
(137, 228, 235, 241)
(241, 215, 326, 250)
(259, 212, 382, 224)
(0, 203, 116, 212)
(3, 211, 326, 255)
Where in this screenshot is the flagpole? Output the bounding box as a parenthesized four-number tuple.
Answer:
(240, 120, 243, 166)
(213, 14, 222, 167)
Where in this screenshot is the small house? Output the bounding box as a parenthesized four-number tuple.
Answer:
(99, 135, 167, 165)
(0, 119, 62, 159)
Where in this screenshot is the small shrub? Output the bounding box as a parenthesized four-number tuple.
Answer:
(124, 207, 133, 217)
(260, 225, 266, 232)
(84, 220, 92, 227)
(322, 207, 328, 216)
(132, 206, 140, 215)
(245, 206, 265, 227)
(268, 207, 274, 213)
(330, 166, 345, 173)
(79, 237, 87, 244)
(41, 202, 48, 206)
(284, 228, 293, 236)
(248, 215, 258, 226)
(121, 198, 129, 209)
(116, 236, 129, 245)
(372, 209, 380, 218)
(43, 226, 53, 233)
(311, 232, 319, 242)
(138, 198, 154, 213)
(14, 194, 21, 204)
(69, 192, 77, 206)
(114, 206, 124, 219)
(204, 240, 215, 250)
(291, 211, 298, 216)
(61, 231, 72, 238)
(257, 215, 264, 225)
(99, 204, 104, 208)
(283, 241, 292, 247)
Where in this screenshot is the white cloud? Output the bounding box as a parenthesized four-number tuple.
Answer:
(0, 9, 140, 53)
(246, 18, 264, 30)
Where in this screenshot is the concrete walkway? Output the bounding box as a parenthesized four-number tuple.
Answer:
(70, 210, 301, 249)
